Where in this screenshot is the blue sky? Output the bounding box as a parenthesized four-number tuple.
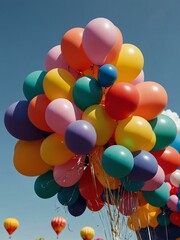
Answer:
(1, 0, 180, 239)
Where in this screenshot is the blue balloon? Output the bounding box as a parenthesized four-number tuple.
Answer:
(129, 150, 158, 181)
(170, 134, 180, 153)
(57, 183, 79, 206)
(155, 223, 180, 239)
(177, 200, 180, 212)
(98, 64, 118, 87)
(68, 194, 86, 217)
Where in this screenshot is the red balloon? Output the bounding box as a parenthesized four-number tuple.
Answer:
(79, 165, 104, 201)
(170, 212, 180, 226)
(105, 82, 139, 120)
(151, 146, 180, 174)
(170, 185, 178, 195)
(87, 197, 105, 211)
(51, 216, 66, 237)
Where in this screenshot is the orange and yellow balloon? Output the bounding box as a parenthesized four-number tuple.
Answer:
(80, 226, 95, 240)
(51, 216, 66, 238)
(4, 218, 19, 238)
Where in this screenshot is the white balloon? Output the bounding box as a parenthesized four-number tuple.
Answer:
(170, 169, 180, 187)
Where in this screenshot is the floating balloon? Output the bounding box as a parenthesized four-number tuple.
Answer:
(80, 226, 95, 240)
(65, 120, 97, 154)
(105, 82, 139, 120)
(45, 98, 82, 135)
(23, 70, 46, 100)
(82, 17, 117, 65)
(51, 216, 67, 238)
(68, 194, 86, 217)
(120, 176, 145, 192)
(87, 197, 105, 211)
(167, 195, 178, 212)
(4, 218, 19, 238)
(73, 76, 103, 111)
(57, 183, 80, 206)
(98, 64, 118, 87)
(170, 134, 180, 153)
(170, 170, 180, 187)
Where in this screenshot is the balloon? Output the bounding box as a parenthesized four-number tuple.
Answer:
(128, 150, 158, 181)
(83, 64, 99, 79)
(112, 43, 144, 83)
(170, 212, 180, 226)
(4, 101, 50, 140)
(167, 195, 178, 212)
(170, 170, 180, 187)
(87, 197, 105, 211)
(68, 194, 86, 217)
(53, 155, 85, 187)
(119, 190, 138, 216)
(43, 68, 75, 101)
(120, 176, 145, 192)
(102, 145, 134, 178)
(98, 64, 118, 87)
(127, 207, 149, 231)
(14, 139, 51, 176)
(141, 165, 165, 191)
(90, 146, 120, 189)
(34, 171, 61, 199)
(133, 81, 168, 120)
(80, 226, 95, 240)
(28, 94, 52, 132)
(105, 82, 139, 120)
(170, 134, 180, 153)
(82, 104, 116, 146)
(115, 116, 154, 152)
(61, 28, 92, 71)
(82, 17, 117, 65)
(40, 133, 74, 166)
(73, 76, 103, 111)
(131, 70, 144, 85)
(45, 98, 82, 135)
(65, 120, 97, 154)
(151, 146, 180, 174)
(157, 213, 170, 226)
(149, 114, 177, 150)
(51, 216, 67, 238)
(142, 182, 170, 207)
(45, 45, 79, 78)
(57, 183, 80, 206)
(79, 165, 104, 201)
(23, 70, 46, 100)
(4, 218, 19, 237)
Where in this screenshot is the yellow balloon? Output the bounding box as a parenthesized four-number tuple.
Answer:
(43, 68, 75, 101)
(112, 43, 144, 83)
(82, 104, 116, 145)
(90, 146, 120, 189)
(40, 133, 74, 166)
(4, 218, 19, 236)
(14, 140, 51, 176)
(80, 226, 95, 240)
(143, 131, 156, 151)
(115, 116, 153, 152)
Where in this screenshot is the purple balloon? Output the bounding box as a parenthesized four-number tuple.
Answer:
(65, 120, 97, 154)
(4, 101, 50, 140)
(68, 194, 86, 217)
(128, 150, 158, 181)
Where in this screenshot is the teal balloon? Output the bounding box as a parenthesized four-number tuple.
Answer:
(142, 182, 170, 207)
(73, 76, 103, 111)
(157, 213, 170, 226)
(149, 114, 177, 150)
(57, 183, 79, 206)
(120, 176, 145, 192)
(34, 170, 61, 199)
(23, 70, 46, 100)
(102, 145, 134, 178)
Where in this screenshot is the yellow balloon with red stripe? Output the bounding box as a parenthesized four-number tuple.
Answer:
(4, 218, 19, 237)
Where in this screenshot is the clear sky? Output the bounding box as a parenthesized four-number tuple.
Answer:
(1, 0, 180, 239)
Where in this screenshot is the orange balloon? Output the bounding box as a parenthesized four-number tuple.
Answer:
(51, 216, 66, 237)
(14, 140, 51, 176)
(28, 94, 52, 132)
(4, 218, 19, 236)
(83, 64, 99, 79)
(61, 28, 92, 72)
(133, 81, 168, 120)
(104, 27, 123, 64)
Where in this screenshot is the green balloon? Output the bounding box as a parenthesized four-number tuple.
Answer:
(23, 70, 46, 100)
(120, 176, 145, 192)
(73, 76, 103, 111)
(157, 213, 170, 226)
(142, 182, 170, 207)
(149, 114, 177, 150)
(102, 145, 134, 178)
(34, 170, 61, 199)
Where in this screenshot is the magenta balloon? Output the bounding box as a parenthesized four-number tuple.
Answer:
(167, 194, 178, 212)
(4, 101, 49, 140)
(53, 155, 85, 187)
(45, 45, 78, 78)
(82, 18, 117, 65)
(131, 70, 144, 85)
(141, 165, 165, 191)
(45, 98, 82, 136)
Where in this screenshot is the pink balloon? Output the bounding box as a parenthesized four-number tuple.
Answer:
(167, 194, 178, 212)
(131, 70, 144, 85)
(82, 18, 117, 65)
(53, 155, 85, 187)
(141, 165, 165, 191)
(45, 98, 82, 135)
(45, 45, 79, 78)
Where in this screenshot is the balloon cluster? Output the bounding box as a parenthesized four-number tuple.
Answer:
(4, 17, 180, 239)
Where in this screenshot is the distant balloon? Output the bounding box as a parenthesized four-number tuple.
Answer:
(51, 216, 67, 238)
(4, 218, 19, 238)
(80, 226, 95, 240)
